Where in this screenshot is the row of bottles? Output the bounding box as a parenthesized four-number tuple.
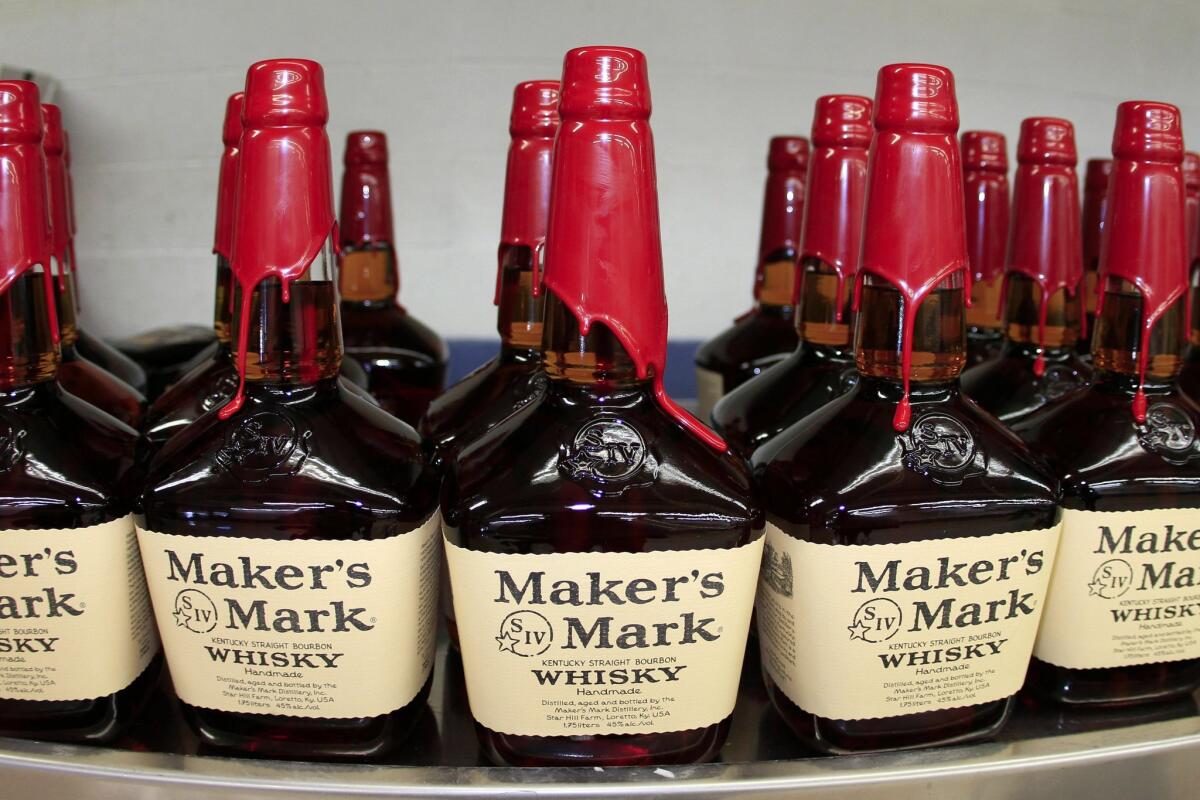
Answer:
(0, 48, 1197, 771)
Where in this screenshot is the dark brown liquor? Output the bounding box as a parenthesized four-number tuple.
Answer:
(1020, 102, 1200, 707)
(962, 118, 1090, 424)
(338, 131, 446, 425)
(0, 82, 159, 744)
(1177, 152, 1200, 400)
(712, 95, 870, 457)
(442, 47, 761, 767)
(138, 61, 440, 760)
(40, 105, 145, 429)
(1078, 159, 1112, 356)
(752, 65, 1060, 754)
(962, 131, 1010, 368)
(419, 80, 558, 470)
(694, 136, 807, 422)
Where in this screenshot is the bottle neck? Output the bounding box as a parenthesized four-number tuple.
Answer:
(338, 242, 398, 305)
(232, 237, 342, 385)
(541, 292, 645, 389)
(855, 272, 966, 384)
(213, 254, 233, 346)
(1190, 266, 1200, 348)
(51, 255, 79, 352)
(1094, 276, 1186, 388)
(966, 273, 1004, 332)
(756, 246, 797, 312)
(797, 256, 852, 353)
(0, 270, 60, 389)
(1002, 272, 1081, 351)
(496, 244, 544, 354)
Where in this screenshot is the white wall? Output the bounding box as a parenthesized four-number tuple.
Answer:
(2, 0, 1197, 340)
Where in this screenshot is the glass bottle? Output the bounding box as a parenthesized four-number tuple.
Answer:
(1021, 101, 1200, 707)
(1078, 159, 1112, 356)
(59, 128, 151, 396)
(962, 117, 1090, 424)
(338, 131, 447, 425)
(752, 64, 1061, 754)
(1178, 152, 1200, 400)
(138, 60, 441, 760)
(694, 136, 808, 422)
(962, 130, 1010, 368)
(0, 81, 159, 744)
(442, 47, 762, 767)
(41, 104, 145, 429)
(419, 79, 558, 471)
(712, 94, 871, 457)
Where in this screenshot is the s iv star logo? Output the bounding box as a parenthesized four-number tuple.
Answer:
(898, 412, 987, 487)
(559, 417, 658, 495)
(1138, 402, 1199, 465)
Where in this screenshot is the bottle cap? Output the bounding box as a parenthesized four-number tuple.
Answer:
(754, 136, 809, 301)
(1082, 159, 1112, 270)
(1098, 101, 1189, 422)
(544, 46, 723, 450)
(213, 91, 244, 260)
(224, 58, 336, 419)
(1003, 117, 1084, 375)
(496, 80, 559, 304)
(0, 81, 57, 340)
(798, 95, 872, 315)
(855, 64, 968, 432)
(41, 104, 71, 287)
(961, 131, 1010, 289)
(962, 131, 1007, 171)
(339, 130, 395, 248)
(1184, 151, 1200, 265)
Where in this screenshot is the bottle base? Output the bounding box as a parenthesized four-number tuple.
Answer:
(185, 672, 433, 761)
(476, 717, 730, 767)
(763, 673, 1011, 754)
(1026, 658, 1200, 708)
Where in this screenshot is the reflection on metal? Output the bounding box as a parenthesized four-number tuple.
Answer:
(0, 643, 1195, 798)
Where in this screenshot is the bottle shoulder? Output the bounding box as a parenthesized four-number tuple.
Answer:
(443, 385, 760, 545)
(419, 356, 539, 448)
(142, 385, 438, 532)
(144, 354, 237, 443)
(57, 357, 146, 427)
(961, 351, 1091, 424)
(694, 309, 798, 371)
(340, 302, 448, 361)
(752, 383, 1060, 536)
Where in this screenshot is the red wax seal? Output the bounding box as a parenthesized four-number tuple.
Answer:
(961, 131, 1009, 299)
(339, 130, 394, 252)
(797, 94, 872, 317)
(223, 58, 337, 419)
(1184, 151, 1200, 266)
(41, 104, 71, 292)
(495, 79, 559, 304)
(544, 46, 724, 451)
(0, 81, 58, 342)
(213, 92, 244, 261)
(1001, 118, 1084, 376)
(854, 64, 969, 432)
(1082, 159, 1113, 272)
(753, 136, 808, 301)
(1098, 101, 1189, 423)
(62, 130, 79, 278)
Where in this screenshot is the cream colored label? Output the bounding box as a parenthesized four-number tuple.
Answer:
(1035, 508, 1200, 669)
(0, 515, 158, 701)
(695, 367, 724, 424)
(445, 533, 763, 737)
(758, 522, 1060, 721)
(137, 513, 440, 719)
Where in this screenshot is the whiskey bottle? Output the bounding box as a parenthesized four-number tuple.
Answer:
(42, 104, 146, 429)
(442, 46, 762, 767)
(0, 81, 159, 743)
(138, 60, 441, 760)
(1078, 158, 1112, 356)
(419, 80, 558, 470)
(142, 91, 244, 448)
(338, 130, 447, 425)
(711, 94, 871, 457)
(962, 117, 1090, 424)
(63, 131, 150, 398)
(752, 64, 1061, 754)
(962, 130, 1010, 368)
(1179, 153, 1200, 400)
(1021, 101, 1200, 706)
(694, 135, 808, 422)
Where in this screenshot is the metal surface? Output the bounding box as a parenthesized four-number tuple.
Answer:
(0, 642, 1197, 798)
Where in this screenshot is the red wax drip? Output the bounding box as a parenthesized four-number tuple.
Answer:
(892, 393, 912, 432)
(1132, 386, 1148, 423)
